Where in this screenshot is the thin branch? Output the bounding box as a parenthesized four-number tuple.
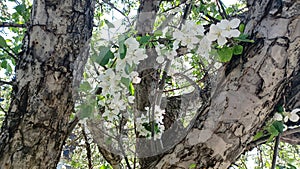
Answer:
(247, 126, 300, 151)
(67, 116, 79, 135)
(156, 14, 176, 31)
(0, 22, 26, 28)
(0, 105, 7, 114)
(99, 0, 132, 26)
(179, 1, 193, 29)
(0, 80, 13, 86)
(216, 0, 228, 19)
(0, 46, 18, 60)
(81, 124, 93, 169)
(271, 134, 280, 169)
(158, 3, 183, 14)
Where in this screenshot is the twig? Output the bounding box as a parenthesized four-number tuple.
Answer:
(0, 46, 18, 60)
(216, 0, 228, 19)
(81, 124, 93, 169)
(0, 105, 7, 114)
(157, 2, 183, 14)
(117, 117, 132, 169)
(0, 22, 26, 28)
(67, 116, 79, 135)
(247, 126, 300, 151)
(0, 80, 13, 86)
(99, 0, 132, 26)
(156, 14, 176, 31)
(179, 0, 193, 29)
(271, 134, 280, 169)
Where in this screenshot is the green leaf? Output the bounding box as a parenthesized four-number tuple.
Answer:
(92, 46, 114, 67)
(80, 81, 92, 91)
(277, 106, 284, 113)
(1, 60, 8, 69)
(78, 103, 94, 119)
(235, 34, 255, 43)
(253, 131, 264, 141)
(239, 23, 245, 33)
(6, 63, 12, 74)
(233, 45, 243, 55)
(217, 46, 233, 62)
(104, 19, 115, 28)
(272, 121, 284, 133)
(268, 125, 279, 136)
(121, 77, 130, 87)
(0, 35, 8, 47)
(154, 30, 163, 37)
(139, 35, 151, 44)
(14, 4, 26, 15)
(129, 82, 135, 95)
(118, 35, 127, 59)
(100, 164, 112, 169)
(119, 43, 127, 59)
(189, 163, 197, 169)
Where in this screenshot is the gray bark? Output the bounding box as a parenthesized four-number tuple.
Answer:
(150, 0, 300, 168)
(0, 0, 95, 168)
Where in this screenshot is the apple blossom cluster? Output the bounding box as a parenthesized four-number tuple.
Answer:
(98, 37, 147, 125)
(96, 18, 242, 140)
(273, 108, 300, 130)
(136, 106, 165, 139)
(206, 19, 241, 46)
(98, 37, 167, 139)
(155, 18, 241, 65)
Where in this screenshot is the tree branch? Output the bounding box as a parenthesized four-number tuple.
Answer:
(99, 0, 131, 26)
(67, 116, 79, 136)
(216, 0, 228, 19)
(0, 22, 26, 28)
(271, 134, 280, 169)
(0, 80, 13, 86)
(0, 105, 7, 114)
(81, 124, 93, 169)
(0, 46, 18, 61)
(247, 127, 300, 151)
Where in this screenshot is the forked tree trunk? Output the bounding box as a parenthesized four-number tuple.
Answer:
(0, 0, 299, 168)
(0, 0, 94, 168)
(148, 0, 300, 168)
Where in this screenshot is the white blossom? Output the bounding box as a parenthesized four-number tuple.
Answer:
(273, 113, 283, 121)
(282, 109, 300, 122)
(289, 112, 299, 122)
(197, 36, 212, 59)
(206, 24, 227, 46)
(207, 18, 241, 46)
(291, 108, 300, 115)
(128, 96, 135, 103)
(156, 56, 165, 64)
(125, 37, 139, 50)
(132, 76, 141, 84)
(217, 19, 240, 38)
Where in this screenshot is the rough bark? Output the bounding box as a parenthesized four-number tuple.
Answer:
(148, 0, 300, 168)
(0, 0, 95, 168)
(135, 0, 163, 168)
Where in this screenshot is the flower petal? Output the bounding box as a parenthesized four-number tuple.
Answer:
(290, 113, 299, 122)
(229, 18, 241, 28)
(229, 29, 241, 38)
(218, 19, 230, 29)
(206, 33, 217, 41)
(156, 56, 165, 64)
(291, 108, 300, 114)
(273, 113, 283, 121)
(217, 36, 227, 46)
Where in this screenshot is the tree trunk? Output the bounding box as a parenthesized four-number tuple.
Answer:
(0, 0, 95, 168)
(148, 0, 300, 168)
